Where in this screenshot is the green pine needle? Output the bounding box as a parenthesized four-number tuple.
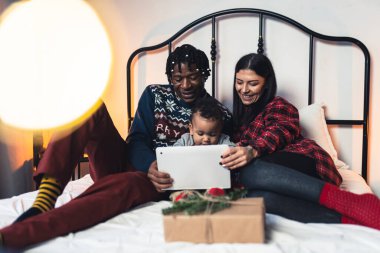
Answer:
(162, 188, 247, 216)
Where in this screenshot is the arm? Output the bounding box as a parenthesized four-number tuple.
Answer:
(222, 98, 300, 169)
(126, 86, 156, 173)
(240, 98, 300, 156)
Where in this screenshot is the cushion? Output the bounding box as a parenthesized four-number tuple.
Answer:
(338, 169, 372, 194)
(298, 103, 349, 170)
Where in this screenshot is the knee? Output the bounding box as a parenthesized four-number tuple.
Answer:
(239, 159, 274, 189)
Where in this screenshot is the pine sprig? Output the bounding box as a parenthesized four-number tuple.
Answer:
(162, 188, 247, 216)
(162, 201, 195, 215)
(227, 188, 248, 201)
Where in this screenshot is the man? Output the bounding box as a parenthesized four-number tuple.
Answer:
(0, 44, 232, 249)
(127, 44, 232, 191)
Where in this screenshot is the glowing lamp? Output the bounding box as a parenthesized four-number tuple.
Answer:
(0, 0, 112, 130)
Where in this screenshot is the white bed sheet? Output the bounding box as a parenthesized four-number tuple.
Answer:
(1, 172, 379, 253)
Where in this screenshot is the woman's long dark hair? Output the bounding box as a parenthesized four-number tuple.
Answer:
(232, 53, 277, 130)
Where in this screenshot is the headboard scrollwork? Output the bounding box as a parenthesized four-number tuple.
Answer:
(126, 8, 370, 179)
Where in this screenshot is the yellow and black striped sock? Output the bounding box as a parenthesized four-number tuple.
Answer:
(32, 176, 62, 212)
(14, 176, 62, 223)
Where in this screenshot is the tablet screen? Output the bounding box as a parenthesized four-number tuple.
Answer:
(156, 145, 231, 190)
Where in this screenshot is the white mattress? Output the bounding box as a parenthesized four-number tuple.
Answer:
(1, 171, 379, 253)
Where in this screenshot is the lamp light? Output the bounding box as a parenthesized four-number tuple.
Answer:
(0, 0, 112, 130)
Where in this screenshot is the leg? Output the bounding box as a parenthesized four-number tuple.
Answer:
(248, 190, 342, 223)
(319, 184, 380, 229)
(16, 103, 129, 222)
(243, 154, 338, 224)
(36, 102, 129, 187)
(260, 151, 320, 179)
(0, 171, 164, 249)
(241, 159, 380, 230)
(240, 159, 324, 203)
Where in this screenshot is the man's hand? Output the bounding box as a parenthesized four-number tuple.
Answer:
(147, 160, 173, 192)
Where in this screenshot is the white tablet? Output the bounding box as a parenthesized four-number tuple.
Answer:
(156, 145, 231, 190)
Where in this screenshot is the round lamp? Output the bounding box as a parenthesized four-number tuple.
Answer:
(0, 0, 112, 130)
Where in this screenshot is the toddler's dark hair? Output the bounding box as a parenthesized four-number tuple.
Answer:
(190, 97, 224, 125)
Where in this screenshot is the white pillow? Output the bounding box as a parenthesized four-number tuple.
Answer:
(298, 103, 349, 170)
(338, 169, 372, 194)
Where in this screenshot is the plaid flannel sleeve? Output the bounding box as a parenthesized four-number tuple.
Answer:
(248, 99, 301, 156)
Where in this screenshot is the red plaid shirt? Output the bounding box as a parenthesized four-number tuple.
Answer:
(233, 96, 342, 186)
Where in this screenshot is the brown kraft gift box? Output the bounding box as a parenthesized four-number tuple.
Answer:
(163, 197, 265, 243)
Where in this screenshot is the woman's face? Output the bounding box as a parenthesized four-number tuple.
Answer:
(171, 63, 204, 104)
(235, 69, 266, 106)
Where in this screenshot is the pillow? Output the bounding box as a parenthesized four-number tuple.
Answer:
(338, 169, 372, 194)
(298, 103, 349, 170)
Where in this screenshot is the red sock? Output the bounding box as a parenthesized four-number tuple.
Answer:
(319, 183, 380, 230)
(341, 216, 362, 225)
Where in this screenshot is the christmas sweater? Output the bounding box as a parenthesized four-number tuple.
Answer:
(126, 84, 232, 173)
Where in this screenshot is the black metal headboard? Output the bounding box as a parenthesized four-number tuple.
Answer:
(126, 8, 371, 180)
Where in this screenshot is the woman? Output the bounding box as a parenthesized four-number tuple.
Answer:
(221, 53, 380, 229)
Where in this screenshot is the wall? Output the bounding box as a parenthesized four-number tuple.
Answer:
(87, 0, 380, 196)
(0, 122, 34, 198)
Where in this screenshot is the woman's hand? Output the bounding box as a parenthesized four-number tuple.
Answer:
(221, 146, 258, 170)
(147, 160, 173, 192)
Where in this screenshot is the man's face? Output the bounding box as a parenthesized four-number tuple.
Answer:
(171, 63, 204, 104)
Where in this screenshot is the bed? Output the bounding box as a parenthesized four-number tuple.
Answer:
(1, 8, 379, 253)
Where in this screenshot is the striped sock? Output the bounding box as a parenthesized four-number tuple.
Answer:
(32, 176, 62, 212)
(13, 176, 62, 223)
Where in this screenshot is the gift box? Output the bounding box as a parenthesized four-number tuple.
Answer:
(163, 197, 265, 243)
